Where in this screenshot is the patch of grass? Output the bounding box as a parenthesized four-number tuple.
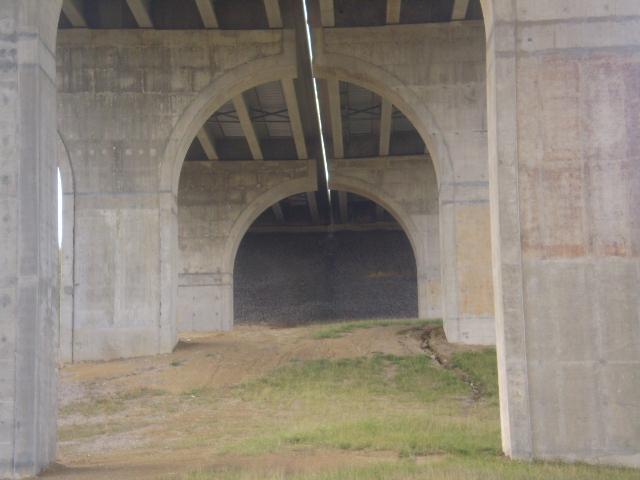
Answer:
(59, 386, 168, 417)
(225, 353, 500, 457)
(59, 420, 149, 442)
(168, 455, 640, 480)
(311, 318, 441, 339)
(171, 360, 181, 366)
(180, 386, 221, 405)
(451, 349, 499, 399)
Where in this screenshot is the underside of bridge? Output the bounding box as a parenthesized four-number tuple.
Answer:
(1, 0, 639, 477)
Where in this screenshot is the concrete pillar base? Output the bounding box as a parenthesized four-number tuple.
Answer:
(444, 316, 496, 345)
(178, 274, 234, 332)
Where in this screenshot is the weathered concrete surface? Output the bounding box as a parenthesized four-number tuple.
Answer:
(56, 29, 296, 361)
(328, 155, 441, 319)
(485, 0, 640, 467)
(0, 1, 62, 477)
(315, 23, 494, 344)
(178, 160, 317, 332)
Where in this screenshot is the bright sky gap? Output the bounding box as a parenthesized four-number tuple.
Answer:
(302, 0, 331, 196)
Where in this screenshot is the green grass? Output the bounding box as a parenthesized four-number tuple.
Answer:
(224, 352, 500, 457)
(167, 456, 640, 480)
(311, 318, 441, 339)
(450, 349, 499, 399)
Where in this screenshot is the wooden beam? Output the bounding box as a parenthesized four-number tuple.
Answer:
(196, 127, 218, 161)
(379, 98, 392, 157)
(327, 79, 344, 159)
(62, 0, 87, 28)
(125, 0, 153, 28)
(306, 192, 321, 224)
(451, 0, 470, 20)
(319, 0, 335, 27)
(386, 0, 402, 24)
(281, 78, 308, 160)
(264, 0, 283, 28)
(233, 94, 263, 160)
(272, 202, 286, 225)
(338, 191, 348, 223)
(194, 0, 218, 28)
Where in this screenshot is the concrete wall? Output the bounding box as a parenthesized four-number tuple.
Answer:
(314, 22, 495, 344)
(328, 155, 441, 319)
(0, 2, 62, 477)
(178, 160, 317, 332)
(56, 29, 296, 361)
(485, 0, 640, 466)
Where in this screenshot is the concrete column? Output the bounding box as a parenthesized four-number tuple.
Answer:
(440, 183, 495, 345)
(0, 1, 62, 477)
(487, 0, 640, 466)
(71, 191, 172, 362)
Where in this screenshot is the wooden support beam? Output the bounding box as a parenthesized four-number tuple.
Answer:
(196, 127, 218, 161)
(338, 191, 348, 223)
(386, 0, 402, 24)
(62, 0, 87, 28)
(306, 192, 321, 224)
(451, 0, 470, 20)
(194, 0, 219, 28)
(125, 0, 153, 28)
(233, 94, 263, 160)
(319, 0, 335, 27)
(379, 98, 392, 157)
(376, 204, 385, 222)
(264, 0, 283, 28)
(272, 202, 286, 225)
(327, 79, 344, 159)
(281, 78, 308, 160)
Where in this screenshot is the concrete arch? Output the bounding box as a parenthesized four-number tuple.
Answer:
(328, 171, 439, 320)
(314, 54, 452, 185)
(223, 176, 319, 276)
(160, 55, 297, 194)
(329, 178, 426, 273)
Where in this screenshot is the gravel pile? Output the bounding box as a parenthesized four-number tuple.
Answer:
(234, 230, 418, 326)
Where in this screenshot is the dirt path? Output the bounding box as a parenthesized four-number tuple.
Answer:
(40, 324, 483, 480)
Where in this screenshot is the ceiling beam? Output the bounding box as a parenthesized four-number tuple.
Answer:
(196, 127, 218, 161)
(306, 192, 321, 224)
(125, 0, 153, 28)
(233, 94, 263, 160)
(386, 0, 402, 24)
(264, 0, 283, 28)
(194, 0, 219, 28)
(327, 79, 344, 159)
(338, 191, 348, 223)
(319, 0, 335, 27)
(451, 0, 470, 20)
(61, 0, 87, 28)
(272, 202, 286, 225)
(379, 98, 392, 156)
(281, 78, 308, 160)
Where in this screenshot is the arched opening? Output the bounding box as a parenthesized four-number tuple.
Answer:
(234, 191, 419, 326)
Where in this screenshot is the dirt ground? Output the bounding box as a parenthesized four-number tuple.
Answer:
(37, 324, 484, 480)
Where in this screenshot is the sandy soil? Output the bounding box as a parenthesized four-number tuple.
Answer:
(36, 324, 482, 480)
